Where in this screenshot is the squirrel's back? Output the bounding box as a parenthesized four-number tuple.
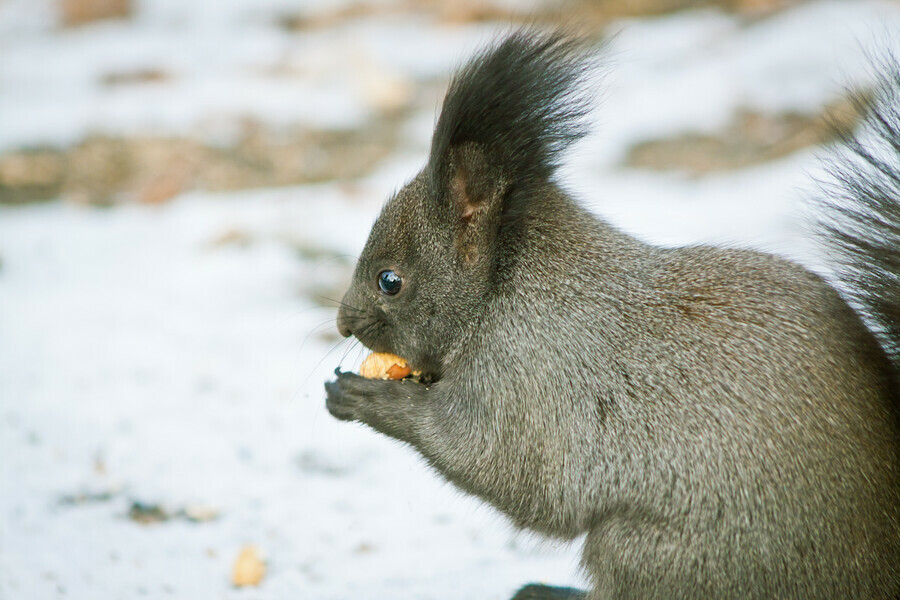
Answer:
(473, 194, 900, 595)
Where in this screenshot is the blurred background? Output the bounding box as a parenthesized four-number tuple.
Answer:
(2, 0, 899, 598)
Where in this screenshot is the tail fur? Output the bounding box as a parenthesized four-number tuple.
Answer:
(819, 62, 900, 376)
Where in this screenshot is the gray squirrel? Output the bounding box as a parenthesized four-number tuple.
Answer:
(324, 30, 900, 599)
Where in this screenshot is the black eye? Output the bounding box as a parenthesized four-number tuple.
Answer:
(378, 270, 402, 295)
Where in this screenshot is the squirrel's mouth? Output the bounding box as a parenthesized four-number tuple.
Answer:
(356, 349, 439, 385)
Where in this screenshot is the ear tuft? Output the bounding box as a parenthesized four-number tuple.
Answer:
(429, 29, 600, 200)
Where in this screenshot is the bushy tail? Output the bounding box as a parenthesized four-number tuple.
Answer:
(818, 62, 900, 374)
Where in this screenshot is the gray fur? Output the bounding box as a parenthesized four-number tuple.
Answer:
(325, 30, 900, 599)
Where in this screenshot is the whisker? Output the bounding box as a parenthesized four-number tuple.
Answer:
(351, 318, 380, 345)
(353, 341, 368, 370)
(297, 317, 342, 352)
(317, 297, 366, 313)
(302, 336, 354, 387)
(308, 311, 383, 376)
(267, 303, 338, 333)
(340, 338, 362, 368)
(309, 254, 359, 272)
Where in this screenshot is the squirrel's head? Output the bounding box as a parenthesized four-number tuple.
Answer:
(336, 30, 598, 378)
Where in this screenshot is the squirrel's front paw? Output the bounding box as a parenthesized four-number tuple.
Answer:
(324, 368, 428, 445)
(324, 369, 371, 422)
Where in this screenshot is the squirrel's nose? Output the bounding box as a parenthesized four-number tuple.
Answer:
(336, 306, 352, 338)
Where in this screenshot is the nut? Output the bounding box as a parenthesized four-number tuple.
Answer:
(359, 352, 412, 380)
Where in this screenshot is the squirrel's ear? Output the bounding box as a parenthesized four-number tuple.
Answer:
(447, 144, 507, 224)
(445, 144, 509, 263)
(427, 30, 596, 260)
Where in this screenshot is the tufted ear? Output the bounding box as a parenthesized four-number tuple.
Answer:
(428, 30, 594, 199)
(448, 144, 506, 222)
(426, 29, 597, 263)
(443, 144, 509, 264)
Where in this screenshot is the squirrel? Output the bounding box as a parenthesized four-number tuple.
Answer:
(324, 30, 900, 599)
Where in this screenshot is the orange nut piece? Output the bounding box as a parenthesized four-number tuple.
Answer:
(359, 352, 412, 380)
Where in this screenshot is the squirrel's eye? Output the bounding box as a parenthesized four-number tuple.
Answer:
(378, 270, 402, 295)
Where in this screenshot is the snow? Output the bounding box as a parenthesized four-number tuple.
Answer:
(2, 1, 900, 599)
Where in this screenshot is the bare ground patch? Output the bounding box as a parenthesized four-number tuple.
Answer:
(60, 0, 132, 27)
(0, 119, 403, 205)
(3, 0, 817, 205)
(279, 0, 805, 32)
(623, 94, 868, 175)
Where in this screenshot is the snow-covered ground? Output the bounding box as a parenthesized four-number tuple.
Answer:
(2, 1, 900, 599)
